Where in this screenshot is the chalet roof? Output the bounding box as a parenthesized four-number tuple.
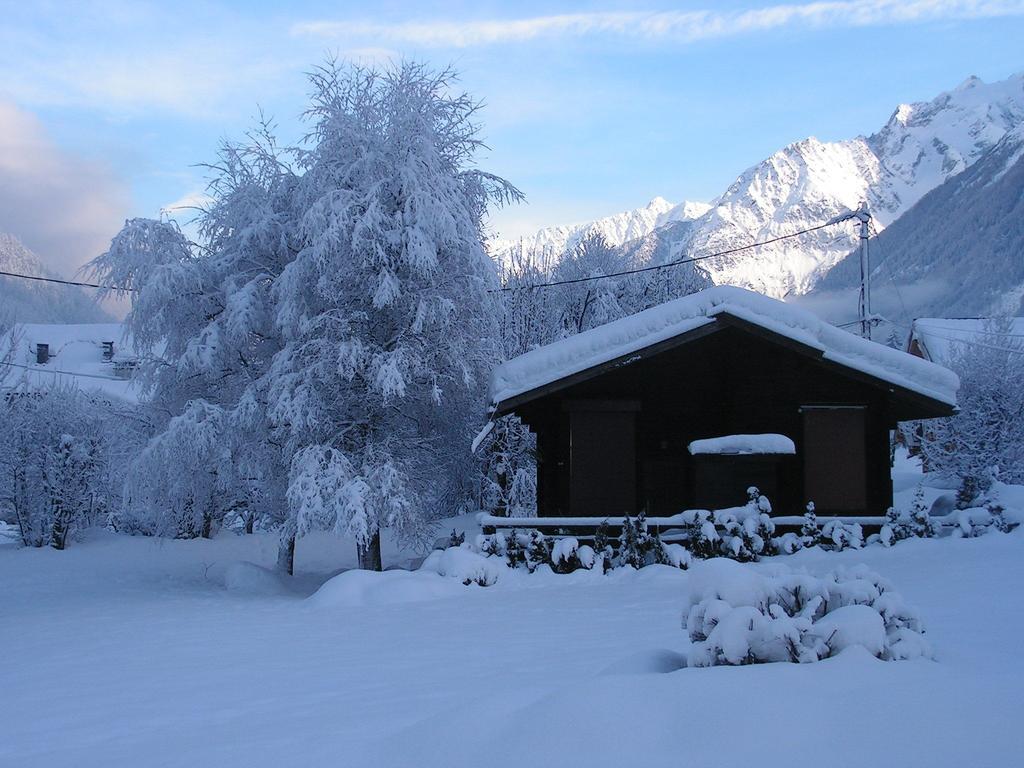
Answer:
(0, 323, 142, 402)
(490, 286, 959, 412)
(908, 317, 1024, 364)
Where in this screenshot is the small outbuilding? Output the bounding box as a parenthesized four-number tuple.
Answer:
(488, 287, 958, 519)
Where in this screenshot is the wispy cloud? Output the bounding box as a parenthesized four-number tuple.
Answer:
(293, 0, 1024, 47)
(0, 101, 128, 275)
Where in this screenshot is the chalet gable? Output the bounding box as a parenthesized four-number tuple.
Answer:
(491, 286, 959, 417)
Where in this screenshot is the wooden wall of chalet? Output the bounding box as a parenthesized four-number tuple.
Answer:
(515, 324, 896, 519)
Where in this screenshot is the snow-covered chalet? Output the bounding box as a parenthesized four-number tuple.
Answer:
(488, 286, 958, 519)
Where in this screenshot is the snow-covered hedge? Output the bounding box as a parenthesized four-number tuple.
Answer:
(682, 559, 930, 666)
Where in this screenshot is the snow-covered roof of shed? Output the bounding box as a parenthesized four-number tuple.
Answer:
(490, 286, 959, 409)
(910, 318, 1024, 365)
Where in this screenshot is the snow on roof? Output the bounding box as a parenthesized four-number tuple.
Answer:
(0, 323, 142, 402)
(688, 434, 795, 456)
(491, 286, 959, 408)
(910, 318, 1024, 365)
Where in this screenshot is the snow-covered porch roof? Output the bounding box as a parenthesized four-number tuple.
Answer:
(490, 286, 959, 415)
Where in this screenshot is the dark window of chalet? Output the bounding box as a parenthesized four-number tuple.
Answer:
(569, 406, 636, 517)
(802, 406, 866, 512)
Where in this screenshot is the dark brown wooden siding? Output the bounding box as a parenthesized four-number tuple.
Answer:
(514, 324, 898, 518)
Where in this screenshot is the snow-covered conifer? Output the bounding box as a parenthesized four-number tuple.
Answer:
(800, 502, 823, 548)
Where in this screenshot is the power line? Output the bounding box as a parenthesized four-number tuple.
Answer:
(0, 269, 135, 292)
(889, 318, 1024, 357)
(490, 217, 856, 293)
(0, 359, 126, 382)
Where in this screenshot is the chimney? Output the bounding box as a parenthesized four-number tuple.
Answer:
(102, 341, 115, 361)
(36, 343, 49, 364)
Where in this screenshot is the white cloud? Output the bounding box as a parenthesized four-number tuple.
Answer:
(0, 101, 129, 276)
(293, 0, 1024, 47)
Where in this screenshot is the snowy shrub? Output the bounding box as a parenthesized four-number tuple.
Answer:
(682, 559, 930, 667)
(616, 512, 674, 568)
(774, 532, 804, 555)
(576, 544, 598, 570)
(592, 520, 614, 567)
(680, 510, 719, 560)
(879, 507, 914, 547)
(821, 520, 863, 551)
(909, 486, 937, 538)
(551, 536, 583, 573)
(420, 546, 507, 587)
(709, 489, 776, 562)
(948, 507, 991, 538)
(617, 515, 645, 569)
(987, 502, 1017, 533)
(525, 530, 552, 571)
(662, 543, 692, 570)
(503, 531, 528, 569)
(799, 502, 823, 548)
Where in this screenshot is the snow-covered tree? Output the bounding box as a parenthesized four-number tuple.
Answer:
(917, 318, 1024, 502)
(91, 62, 520, 572)
(0, 387, 142, 548)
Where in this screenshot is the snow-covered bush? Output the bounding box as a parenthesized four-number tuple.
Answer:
(713, 489, 776, 562)
(551, 536, 582, 573)
(879, 507, 914, 547)
(525, 530, 552, 571)
(420, 546, 507, 587)
(616, 512, 675, 568)
(799, 502, 823, 548)
(909, 485, 937, 538)
(987, 502, 1017, 533)
(948, 507, 991, 538)
(682, 559, 930, 667)
(680, 510, 719, 560)
(821, 520, 864, 551)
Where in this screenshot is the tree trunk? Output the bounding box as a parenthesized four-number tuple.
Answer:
(277, 532, 296, 576)
(244, 513, 255, 535)
(50, 508, 69, 550)
(357, 531, 382, 571)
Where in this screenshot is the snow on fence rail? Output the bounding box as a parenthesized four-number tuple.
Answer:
(477, 512, 887, 531)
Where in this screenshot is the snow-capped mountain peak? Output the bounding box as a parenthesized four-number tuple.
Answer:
(489, 196, 710, 266)
(494, 72, 1024, 300)
(869, 72, 1024, 212)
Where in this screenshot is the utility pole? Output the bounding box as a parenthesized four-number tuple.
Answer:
(855, 202, 873, 340)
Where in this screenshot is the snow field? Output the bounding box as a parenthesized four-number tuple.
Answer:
(2, 525, 1023, 767)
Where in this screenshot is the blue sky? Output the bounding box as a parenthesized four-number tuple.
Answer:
(1, 0, 1022, 275)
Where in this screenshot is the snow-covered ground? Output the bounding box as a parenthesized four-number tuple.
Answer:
(2, 509, 1022, 767)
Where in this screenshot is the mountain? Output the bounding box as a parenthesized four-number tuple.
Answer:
(489, 197, 711, 267)
(496, 73, 1024, 300)
(811, 122, 1024, 319)
(0, 233, 112, 323)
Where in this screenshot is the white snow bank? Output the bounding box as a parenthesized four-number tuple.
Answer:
(683, 559, 930, 666)
(308, 569, 467, 608)
(490, 286, 958, 407)
(688, 433, 795, 455)
(223, 561, 291, 596)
